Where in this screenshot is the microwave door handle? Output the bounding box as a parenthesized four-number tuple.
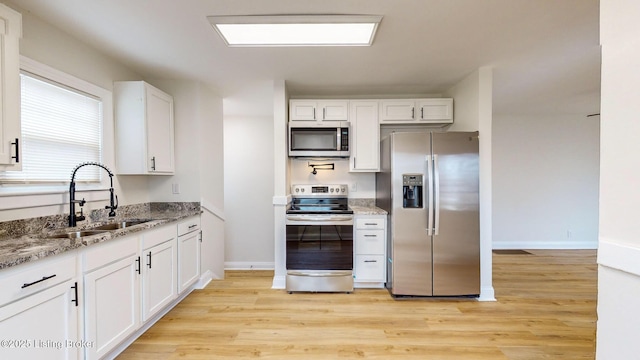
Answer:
(337, 129, 341, 151)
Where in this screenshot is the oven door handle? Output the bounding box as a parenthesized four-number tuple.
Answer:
(286, 215, 353, 226)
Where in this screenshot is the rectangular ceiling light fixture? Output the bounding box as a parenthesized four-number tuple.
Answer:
(207, 15, 383, 47)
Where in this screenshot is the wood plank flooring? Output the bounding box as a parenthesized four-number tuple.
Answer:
(117, 250, 597, 359)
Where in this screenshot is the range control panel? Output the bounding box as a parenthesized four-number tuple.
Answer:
(291, 184, 348, 197)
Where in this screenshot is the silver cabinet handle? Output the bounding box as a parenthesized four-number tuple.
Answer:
(411, 107, 415, 119)
(323, 107, 326, 120)
(151, 156, 156, 171)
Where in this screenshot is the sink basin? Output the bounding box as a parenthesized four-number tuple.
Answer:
(93, 220, 151, 231)
(49, 230, 109, 239)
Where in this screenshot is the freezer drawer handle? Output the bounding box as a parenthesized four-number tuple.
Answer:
(22, 274, 56, 289)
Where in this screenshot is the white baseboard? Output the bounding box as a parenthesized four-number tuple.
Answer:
(478, 286, 496, 301)
(271, 275, 286, 289)
(599, 239, 640, 277)
(224, 261, 275, 270)
(195, 270, 213, 289)
(492, 241, 597, 250)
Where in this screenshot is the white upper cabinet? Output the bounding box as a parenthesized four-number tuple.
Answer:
(349, 100, 380, 172)
(0, 4, 22, 171)
(289, 100, 349, 123)
(379, 98, 453, 124)
(114, 81, 175, 175)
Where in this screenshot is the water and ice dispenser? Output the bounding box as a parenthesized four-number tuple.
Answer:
(402, 174, 423, 208)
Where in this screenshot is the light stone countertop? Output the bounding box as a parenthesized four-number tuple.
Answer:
(348, 198, 388, 215)
(0, 202, 201, 270)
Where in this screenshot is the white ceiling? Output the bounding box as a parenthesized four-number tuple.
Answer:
(11, 0, 600, 116)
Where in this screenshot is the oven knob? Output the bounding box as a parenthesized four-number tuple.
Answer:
(301, 188, 305, 193)
(330, 188, 334, 193)
(341, 187, 346, 192)
(295, 188, 299, 193)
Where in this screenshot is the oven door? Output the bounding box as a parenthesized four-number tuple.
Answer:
(285, 215, 353, 271)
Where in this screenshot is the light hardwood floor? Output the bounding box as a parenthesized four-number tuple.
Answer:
(118, 250, 597, 359)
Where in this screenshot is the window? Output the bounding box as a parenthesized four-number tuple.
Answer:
(0, 67, 103, 183)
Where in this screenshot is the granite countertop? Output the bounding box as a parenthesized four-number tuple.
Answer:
(348, 199, 388, 215)
(0, 202, 201, 270)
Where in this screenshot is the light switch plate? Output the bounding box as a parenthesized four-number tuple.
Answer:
(172, 183, 180, 194)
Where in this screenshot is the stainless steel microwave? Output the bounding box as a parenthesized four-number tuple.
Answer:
(288, 122, 349, 157)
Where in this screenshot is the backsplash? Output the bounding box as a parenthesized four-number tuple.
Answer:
(0, 202, 200, 240)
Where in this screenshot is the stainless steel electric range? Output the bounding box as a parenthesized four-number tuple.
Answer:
(285, 184, 354, 293)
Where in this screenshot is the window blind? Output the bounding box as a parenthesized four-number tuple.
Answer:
(0, 73, 103, 183)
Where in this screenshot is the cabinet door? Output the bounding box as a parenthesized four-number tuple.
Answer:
(379, 100, 416, 122)
(0, 4, 21, 170)
(84, 254, 140, 360)
(0, 280, 79, 360)
(142, 239, 177, 321)
(417, 98, 453, 123)
(178, 231, 200, 293)
(319, 100, 349, 121)
(349, 101, 380, 172)
(146, 84, 174, 173)
(289, 100, 318, 121)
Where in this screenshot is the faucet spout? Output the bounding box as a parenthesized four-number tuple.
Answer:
(69, 162, 118, 227)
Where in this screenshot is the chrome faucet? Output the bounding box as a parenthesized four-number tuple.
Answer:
(69, 162, 118, 227)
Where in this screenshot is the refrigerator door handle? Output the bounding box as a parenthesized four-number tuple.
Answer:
(433, 154, 440, 236)
(426, 155, 434, 236)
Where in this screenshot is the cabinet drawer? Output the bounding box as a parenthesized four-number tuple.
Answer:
(355, 230, 385, 254)
(84, 235, 139, 272)
(0, 252, 76, 307)
(142, 224, 177, 250)
(354, 255, 385, 282)
(356, 218, 385, 230)
(178, 217, 200, 236)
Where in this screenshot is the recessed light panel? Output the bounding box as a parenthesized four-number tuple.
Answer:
(208, 15, 382, 47)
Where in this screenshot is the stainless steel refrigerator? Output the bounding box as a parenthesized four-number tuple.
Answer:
(376, 131, 480, 297)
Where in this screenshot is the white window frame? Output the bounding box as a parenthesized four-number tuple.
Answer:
(0, 57, 114, 211)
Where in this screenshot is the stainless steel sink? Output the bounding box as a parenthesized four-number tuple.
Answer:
(49, 230, 109, 239)
(93, 220, 151, 231)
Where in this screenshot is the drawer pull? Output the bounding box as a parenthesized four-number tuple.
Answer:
(364, 260, 378, 263)
(21, 274, 56, 289)
(364, 223, 378, 226)
(147, 251, 152, 269)
(136, 256, 141, 274)
(364, 234, 377, 237)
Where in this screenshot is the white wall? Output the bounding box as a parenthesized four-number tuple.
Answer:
(597, 0, 640, 357)
(289, 159, 376, 198)
(445, 67, 495, 301)
(223, 82, 275, 269)
(492, 114, 600, 249)
(0, 1, 148, 222)
(147, 80, 226, 280)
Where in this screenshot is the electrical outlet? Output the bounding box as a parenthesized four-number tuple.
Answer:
(350, 183, 357, 192)
(172, 183, 180, 194)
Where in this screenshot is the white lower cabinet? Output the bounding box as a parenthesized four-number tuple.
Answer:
(141, 226, 177, 321)
(0, 253, 80, 360)
(177, 217, 201, 293)
(83, 235, 140, 360)
(353, 215, 387, 288)
(83, 223, 180, 360)
(0, 218, 201, 360)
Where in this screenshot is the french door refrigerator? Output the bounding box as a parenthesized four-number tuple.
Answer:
(376, 131, 480, 297)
